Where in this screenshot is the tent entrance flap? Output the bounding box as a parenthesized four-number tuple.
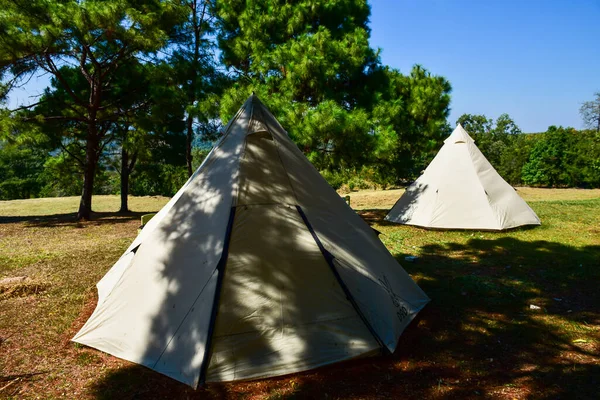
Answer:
(205, 205, 379, 382)
(197, 206, 237, 387)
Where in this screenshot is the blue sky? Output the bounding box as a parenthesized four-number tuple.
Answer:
(7, 0, 600, 133)
(369, 0, 600, 132)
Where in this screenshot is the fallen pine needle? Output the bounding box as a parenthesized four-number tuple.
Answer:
(0, 377, 20, 392)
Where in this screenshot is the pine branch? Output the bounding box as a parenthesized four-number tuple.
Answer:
(59, 141, 85, 167)
(9, 100, 45, 112)
(43, 53, 88, 108)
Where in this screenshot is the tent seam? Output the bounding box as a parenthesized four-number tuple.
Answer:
(96, 244, 141, 306)
(295, 205, 388, 354)
(466, 142, 504, 229)
(197, 206, 238, 386)
(232, 99, 254, 207)
(253, 96, 300, 204)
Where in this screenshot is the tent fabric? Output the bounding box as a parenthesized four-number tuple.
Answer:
(385, 124, 541, 230)
(206, 205, 378, 382)
(73, 94, 429, 388)
(257, 104, 431, 350)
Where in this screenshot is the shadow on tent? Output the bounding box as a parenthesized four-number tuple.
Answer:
(85, 173, 433, 399)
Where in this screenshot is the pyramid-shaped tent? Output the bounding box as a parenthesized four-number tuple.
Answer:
(385, 124, 541, 230)
(73, 95, 430, 387)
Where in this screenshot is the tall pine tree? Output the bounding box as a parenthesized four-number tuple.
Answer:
(170, 0, 226, 176)
(215, 0, 380, 169)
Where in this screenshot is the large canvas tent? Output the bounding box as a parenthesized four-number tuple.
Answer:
(73, 94, 430, 388)
(385, 124, 541, 230)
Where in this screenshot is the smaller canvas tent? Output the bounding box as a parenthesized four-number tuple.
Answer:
(385, 124, 540, 230)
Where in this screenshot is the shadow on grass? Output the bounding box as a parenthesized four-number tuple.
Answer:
(88, 364, 217, 399)
(392, 236, 600, 400)
(88, 221, 600, 399)
(0, 211, 153, 227)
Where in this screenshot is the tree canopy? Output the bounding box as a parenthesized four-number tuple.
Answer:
(0, 0, 186, 219)
(0, 0, 597, 211)
(215, 0, 451, 182)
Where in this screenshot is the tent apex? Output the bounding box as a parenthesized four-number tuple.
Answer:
(445, 124, 475, 144)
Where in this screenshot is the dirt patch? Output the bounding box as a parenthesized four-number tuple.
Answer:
(0, 276, 49, 300)
(63, 292, 98, 345)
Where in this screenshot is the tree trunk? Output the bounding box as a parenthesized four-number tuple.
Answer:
(119, 146, 130, 213)
(77, 132, 99, 220)
(184, 0, 206, 177)
(186, 115, 193, 177)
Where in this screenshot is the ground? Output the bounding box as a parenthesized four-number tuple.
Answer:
(0, 189, 599, 399)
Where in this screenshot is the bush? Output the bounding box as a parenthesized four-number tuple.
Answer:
(130, 163, 188, 197)
(320, 170, 346, 190)
(321, 167, 381, 192)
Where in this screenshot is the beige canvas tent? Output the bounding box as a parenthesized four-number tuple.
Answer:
(73, 94, 430, 388)
(385, 124, 541, 230)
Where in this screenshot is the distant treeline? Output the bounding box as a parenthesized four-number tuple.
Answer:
(2, 120, 598, 202)
(493, 127, 600, 188)
(324, 115, 600, 192)
(458, 114, 600, 189)
(0, 144, 207, 201)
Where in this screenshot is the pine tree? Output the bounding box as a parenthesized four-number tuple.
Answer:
(215, 0, 380, 170)
(0, 0, 185, 219)
(170, 0, 226, 176)
(215, 1, 451, 180)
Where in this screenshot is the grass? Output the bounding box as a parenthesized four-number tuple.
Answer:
(0, 190, 599, 399)
(0, 195, 170, 217)
(344, 187, 600, 210)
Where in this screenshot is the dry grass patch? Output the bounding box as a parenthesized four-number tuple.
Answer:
(0, 209, 153, 399)
(341, 188, 405, 210)
(342, 186, 600, 210)
(0, 276, 49, 300)
(0, 195, 169, 217)
(512, 187, 600, 202)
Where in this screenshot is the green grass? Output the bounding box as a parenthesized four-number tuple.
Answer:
(0, 195, 169, 217)
(0, 190, 599, 399)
